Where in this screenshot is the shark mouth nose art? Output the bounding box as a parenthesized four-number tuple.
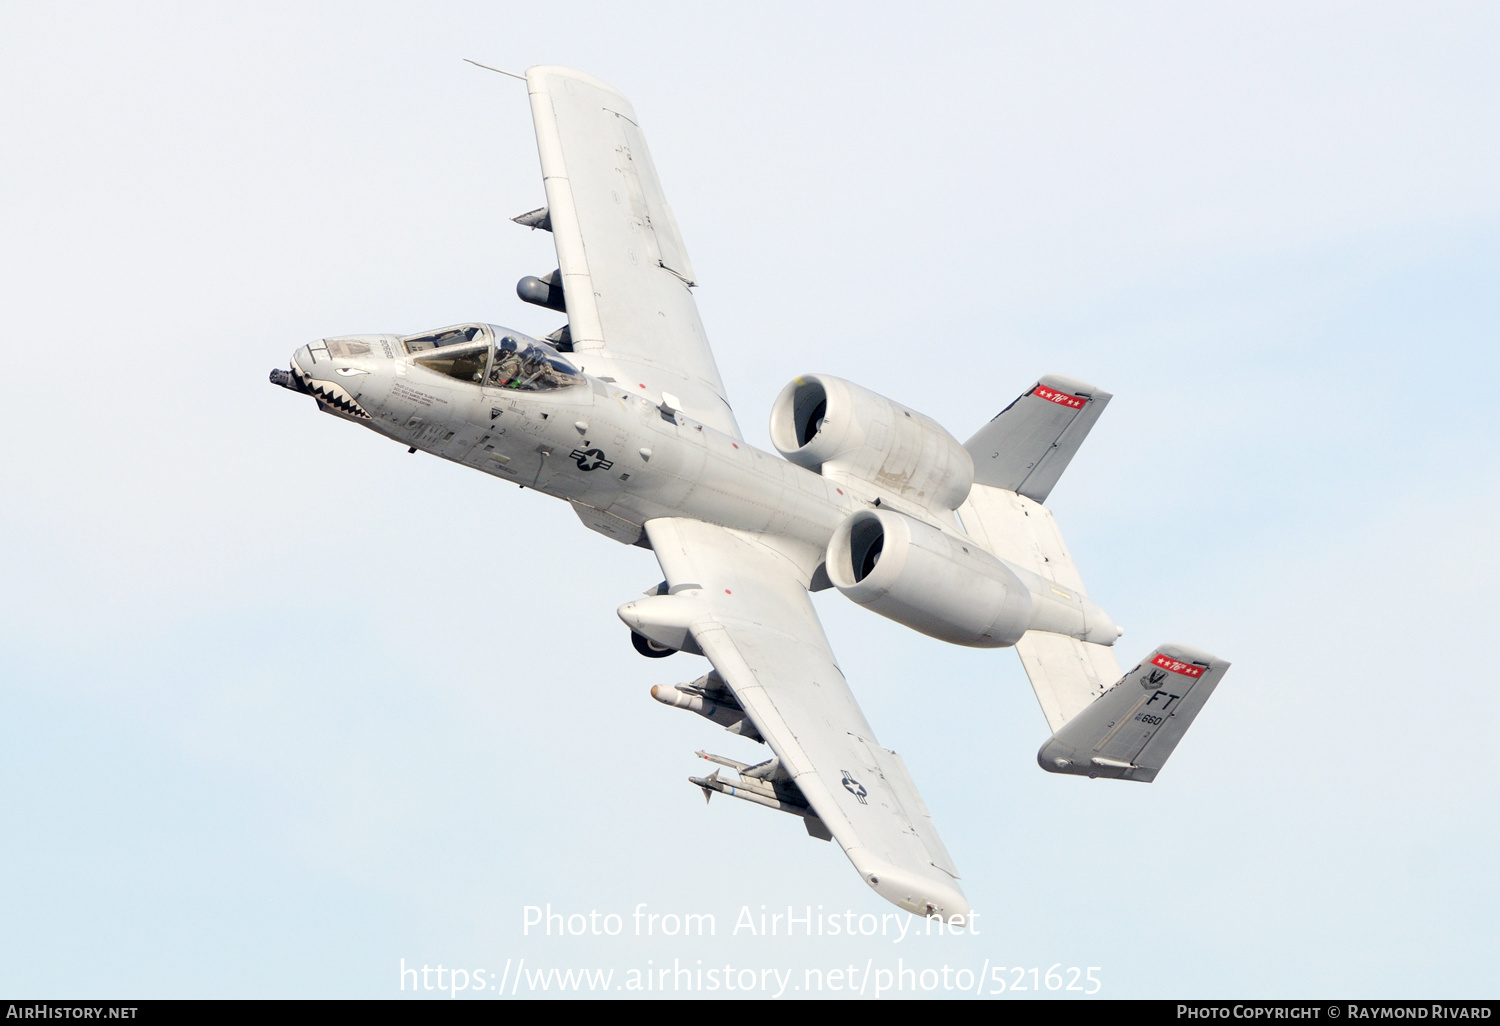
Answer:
(268, 365, 371, 420)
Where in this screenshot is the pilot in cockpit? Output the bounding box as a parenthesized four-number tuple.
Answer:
(488, 348, 525, 388)
(407, 325, 583, 391)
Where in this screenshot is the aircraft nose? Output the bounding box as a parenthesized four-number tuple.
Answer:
(271, 342, 374, 420)
(269, 346, 315, 394)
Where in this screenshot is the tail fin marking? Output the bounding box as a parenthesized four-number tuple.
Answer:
(963, 373, 1111, 503)
(1036, 643, 1230, 783)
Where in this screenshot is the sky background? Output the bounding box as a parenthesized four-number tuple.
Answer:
(2, 1, 1497, 1000)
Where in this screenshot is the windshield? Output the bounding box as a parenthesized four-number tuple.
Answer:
(408, 327, 583, 391)
(402, 323, 490, 353)
(412, 340, 489, 383)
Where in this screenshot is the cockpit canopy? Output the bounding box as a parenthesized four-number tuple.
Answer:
(404, 323, 583, 392)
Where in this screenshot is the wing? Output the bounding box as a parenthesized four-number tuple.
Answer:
(524, 66, 740, 438)
(620, 517, 968, 918)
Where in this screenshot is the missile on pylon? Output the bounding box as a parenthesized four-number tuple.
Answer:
(689, 752, 834, 842)
(650, 673, 763, 743)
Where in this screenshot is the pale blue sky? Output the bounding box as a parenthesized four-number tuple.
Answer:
(1, 2, 1496, 999)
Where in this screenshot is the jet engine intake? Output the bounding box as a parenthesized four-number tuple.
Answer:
(826, 508, 1033, 648)
(769, 374, 973, 512)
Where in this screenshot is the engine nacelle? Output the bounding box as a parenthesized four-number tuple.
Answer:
(826, 508, 1034, 648)
(769, 374, 973, 511)
(827, 508, 1123, 648)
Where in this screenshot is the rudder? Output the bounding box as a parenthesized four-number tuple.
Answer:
(1037, 644, 1230, 783)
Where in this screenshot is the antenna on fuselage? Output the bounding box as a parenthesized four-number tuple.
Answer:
(464, 59, 527, 81)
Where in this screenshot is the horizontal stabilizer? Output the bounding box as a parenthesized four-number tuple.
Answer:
(961, 483, 1125, 731)
(1015, 630, 1123, 733)
(964, 374, 1111, 503)
(1037, 644, 1229, 783)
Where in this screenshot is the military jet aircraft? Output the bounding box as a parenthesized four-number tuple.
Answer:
(271, 65, 1229, 919)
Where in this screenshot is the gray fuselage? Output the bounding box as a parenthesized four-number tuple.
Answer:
(285, 325, 877, 582)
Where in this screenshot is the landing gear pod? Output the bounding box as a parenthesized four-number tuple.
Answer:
(631, 631, 675, 658)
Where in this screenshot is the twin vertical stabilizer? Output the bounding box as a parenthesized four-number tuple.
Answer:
(959, 375, 1229, 782)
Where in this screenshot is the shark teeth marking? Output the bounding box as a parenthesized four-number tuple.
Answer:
(293, 367, 371, 420)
